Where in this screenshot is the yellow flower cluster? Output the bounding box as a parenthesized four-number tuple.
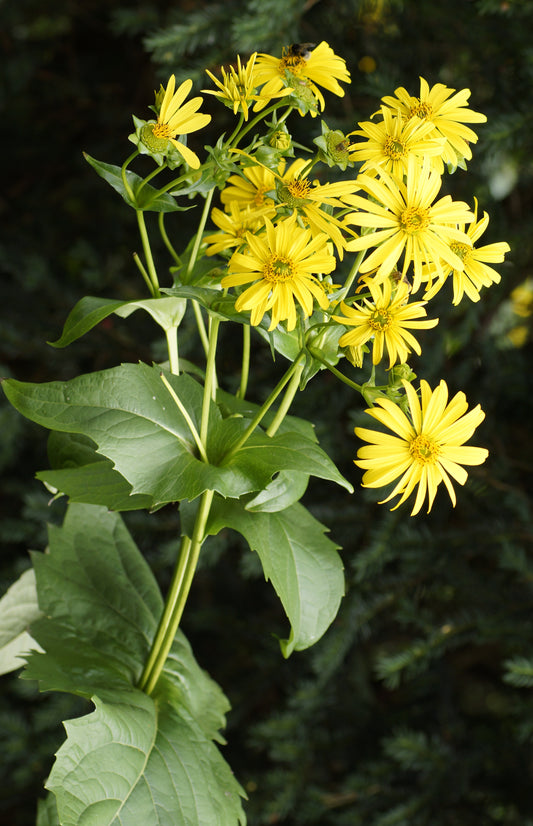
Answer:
(141, 46, 509, 517)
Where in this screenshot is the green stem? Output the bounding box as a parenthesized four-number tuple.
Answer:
(232, 102, 293, 147)
(138, 489, 214, 695)
(165, 326, 180, 375)
(266, 360, 304, 437)
(236, 324, 251, 399)
(224, 351, 305, 460)
(186, 187, 215, 281)
(200, 315, 221, 446)
(136, 211, 161, 297)
(121, 150, 139, 202)
(192, 300, 210, 357)
(340, 249, 367, 300)
(312, 353, 363, 393)
(225, 112, 245, 147)
(133, 252, 157, 296)
(158, 212, 182, 268)
(136, 161, 167, 197)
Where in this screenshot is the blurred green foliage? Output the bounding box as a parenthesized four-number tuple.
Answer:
(1, 1, 533, 824)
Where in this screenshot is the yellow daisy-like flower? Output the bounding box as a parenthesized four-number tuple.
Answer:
(220, 163, 279, 213)
(344, 156, 475, 292)
(355, 379, 488, 516)
(253, 41, 351, 113)
(348, 106, 446, 178)
(276, 158, 359, 258)
(333, 279, 438, 368)
(421, 199, 511, 304)
(222, 213, 336, 331)
(380, 78, 487, 167)
(146, 75, 211, 169)
(204, 202, 273, 256)
(203, 53, 292, 120)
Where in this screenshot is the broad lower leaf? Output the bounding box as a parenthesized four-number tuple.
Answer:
(39, 432, 154, 511)
(0, 568, 42, 675)
(3, 363, 352, 508)
(25, 503, 245, 823)
(47, 689, 246, 826)
(206, 498, 345, 656)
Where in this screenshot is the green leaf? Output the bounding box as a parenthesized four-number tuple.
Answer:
(23, 503, 163, 693)
(245, 469, 309, 513)
(206, 498, 345, 656)
(38, 432, 154, 511)
(0, 568, 42, 675)
(46, 689, 246, 826)
(49, 295, 187, 348)
(36, 794, 60, 826)
(3, 363, 352, 507)
(84, 153, 191, 212)
(24, 502, 244, 824)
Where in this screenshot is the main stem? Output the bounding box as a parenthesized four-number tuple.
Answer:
(138, 489, 215, 695)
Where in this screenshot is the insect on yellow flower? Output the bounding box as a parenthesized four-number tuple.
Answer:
(222, 213, 336, 331)
(354, 379, 489, 516)
(253, 41, 351, 114)
(146, 75, 211, 169)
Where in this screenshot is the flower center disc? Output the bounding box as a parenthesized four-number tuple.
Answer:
(384, 137, 407, 160)
(280, 54, 306, 76)
(400, 206, 430, 234)
(140, 124, 171, 152)
(450, 241, 471, 262)
(369, 309, 393, 331)
(265, 255, 295, 282)
(409, 434, 440, 464)
(279, 180, 310, 208)
(409, 100, 433, 120)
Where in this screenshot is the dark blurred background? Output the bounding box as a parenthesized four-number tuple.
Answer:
(1, 1, 533, 824)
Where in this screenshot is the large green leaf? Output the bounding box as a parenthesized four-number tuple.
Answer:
(38, 432, 154, 511)
(24, 503, 245, 824)
(205, 498, 345, 656)
(49, 296, 187, 348)
(2, 363, 352, 508)
(0, 568, 42, 675)
(46, 689, 245, 826)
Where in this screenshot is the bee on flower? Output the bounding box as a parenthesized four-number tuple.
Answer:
(253, 41, 351, 116)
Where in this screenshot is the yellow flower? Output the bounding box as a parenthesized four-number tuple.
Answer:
(203, 53, 292, 120)
(253, 41, 350, 114)
(221, 163, 279, 213)
(204, 202, 273, 256)
(276, 159, 359, 258)
(355, 379, 488, 516)
(145, 76, 211, 169)
(422, 199, 511, 304)
(345, 156, 475, 292)
(334, 279, 438, 368)
(222, 214, 336, 330)
(380, 78, 487, 167)
(348, 106, 446, 178)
